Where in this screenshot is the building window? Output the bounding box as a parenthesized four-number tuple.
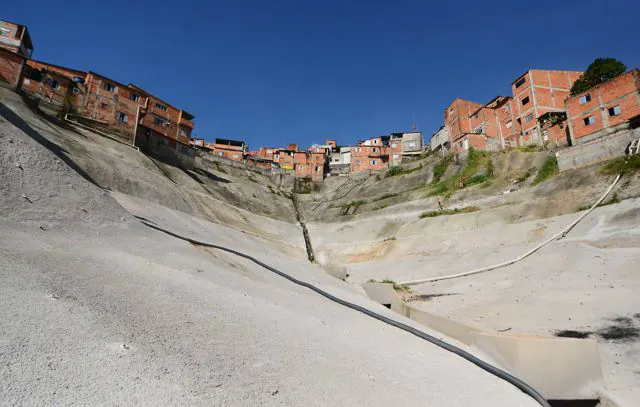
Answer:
(583, 115, 596, 126)
(180, 129, 187, 137)
(29, 70, 43, 82)
(100, 103, 108, 109)
(153, 117, 165, 126)
(72, 87, 80, 94)
(525, 113, 534, 123)
(505, 120, 513, 128)
(218, 152, 223, 157)
(578, 94, 591, 105)
(130, 93, 140, 102)
(374, 139, 378, 144)
(474, 126, 483, 134)
(233, 154, 239, 159)
(372, 147, 378, 152)
(51, 80, 60, 90)
(116, 112, 128, 123)
(0, 28, 10, 37)
(391, 143, 397, 148)
(521, 96, 530, 106)
(103, 83, 116, 92)
(393, 154, 400, 159)
(608, 105, 622, 116)
(155, 103, 168, 111)
(515, 77, 526, 88)
(371, 160, 377, 165)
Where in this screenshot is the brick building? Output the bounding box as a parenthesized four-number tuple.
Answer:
(511, 69, 582, 146)
(20, 60, 86, 109)
(444, 98, 483, 152)
(0, 20, 32, 90)
(212, 138, 246, 161)
(566, 69, 640, 144)
(0, 20, 33, 57)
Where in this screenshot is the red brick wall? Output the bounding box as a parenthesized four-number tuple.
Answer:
(212, 147, 243, 161)
(20, 60, 82, 107)
(350, 145, 388, 172)
(0, 49, 23, 89)
(451, 134, 486, 153)
(445, 99, 483, 145)
(567, 70, 640, 141)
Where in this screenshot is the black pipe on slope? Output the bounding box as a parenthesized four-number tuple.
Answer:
(139, 220, 550, 407)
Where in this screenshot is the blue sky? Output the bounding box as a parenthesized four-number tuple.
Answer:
(5, 0, 640, 149)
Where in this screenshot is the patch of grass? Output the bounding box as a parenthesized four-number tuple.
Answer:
(381, 279, 410, 292)
(432, 154, 453, 182)
(466, 174, 488, 186)
(373, 193, 399, 202)
(427, 148, 494, 197)
(600, 155, 640, 176)
(386, 165, 423, 178)
(338, 200, 368, 215)
(516, 144, 543, 153)
(531, 156, 559, 185)
(419, 206, 480, 219)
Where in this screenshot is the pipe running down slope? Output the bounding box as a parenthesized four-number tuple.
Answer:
(138, 220, 550, 407)
(399, 173, 622, 286)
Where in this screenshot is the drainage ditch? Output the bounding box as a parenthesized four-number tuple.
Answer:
(290, 193, 315, 263)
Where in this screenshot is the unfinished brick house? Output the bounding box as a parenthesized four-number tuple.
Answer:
(350, 137, 389, 172)
(0, 20, 32, 89)
(445, 98, 483, 152)
(566, 69, 640, 144)
(511, 69, 582, 146)
(211, 138, 246, 161)
(20, 60, 87, 109)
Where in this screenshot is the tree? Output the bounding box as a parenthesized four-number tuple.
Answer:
(570, 57, 627, 95)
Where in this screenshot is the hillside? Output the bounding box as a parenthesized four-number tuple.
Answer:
(2, 85, 640, 405)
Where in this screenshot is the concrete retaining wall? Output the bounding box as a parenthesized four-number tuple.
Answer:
(362, 282, 605, 401)
(556, 126, 639, 172)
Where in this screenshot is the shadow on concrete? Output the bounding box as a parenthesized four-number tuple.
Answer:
(0, 101, 102, 188)
(193, 167, 231, 184)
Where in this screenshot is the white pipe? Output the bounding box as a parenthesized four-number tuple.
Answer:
(400, 173, 621, 286)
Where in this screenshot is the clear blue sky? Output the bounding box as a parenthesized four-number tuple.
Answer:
(5, 0, 640, 149)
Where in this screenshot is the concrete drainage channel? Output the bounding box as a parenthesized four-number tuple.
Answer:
(290, 193, 315, 263)
(362, 282, 626, 407)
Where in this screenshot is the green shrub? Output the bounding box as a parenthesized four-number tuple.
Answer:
(517, 145, 543, 153)
(386, 167, 405, 177)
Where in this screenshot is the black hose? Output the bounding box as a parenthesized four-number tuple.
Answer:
(139, 220, 550, 407)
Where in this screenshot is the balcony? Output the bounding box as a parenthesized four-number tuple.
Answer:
(180, 110, 195, 129)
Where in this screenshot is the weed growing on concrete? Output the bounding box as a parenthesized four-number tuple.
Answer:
(373, 193, 399, 202)
(419, 206, 480, 219)
(516, 144, 543, 153)
(532, 156, 559, 185)
(432, 154, 453, 182)
(600, 155, 640, 175)
(385, 165, 423, 178)
(428, 149, 493, 197)
(338, 200, 367, 215)
(381, 279, 411, 292)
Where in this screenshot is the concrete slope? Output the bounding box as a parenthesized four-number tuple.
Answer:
(0, 91, 543, 405)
